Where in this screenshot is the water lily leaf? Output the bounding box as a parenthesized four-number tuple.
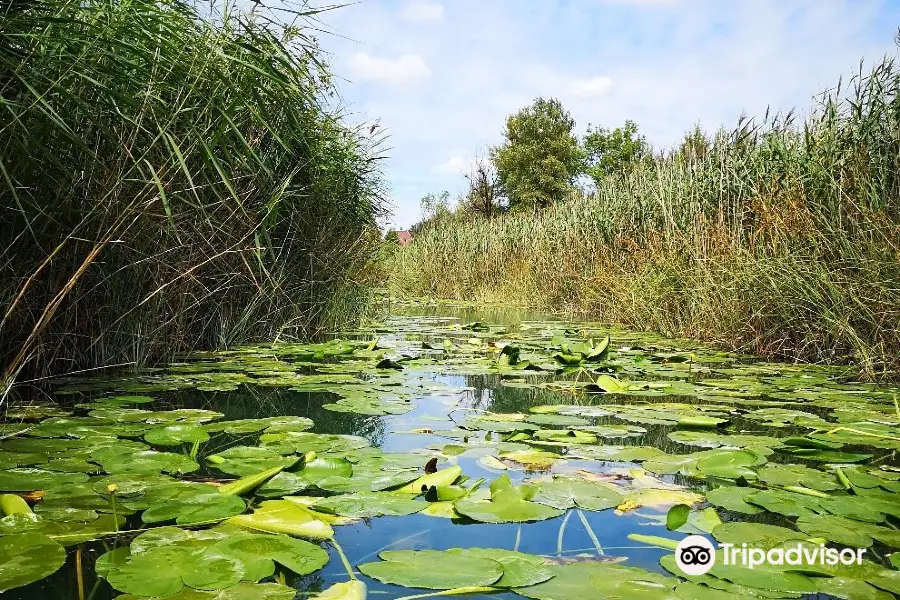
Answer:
(254, 471, 311, 498)
(477, 455, 510, 471)
(746, 489, 822, 518)
(116, 582, 298, 600)
(398, 465, 461, 494)
(218, 466, 284, 496)
(0, 451, 47, 469)
(705, 486, 763, 514)
(517, 562, 677, 600)
(756, 464, 839, 492)
(712, 522, 806, 549)
(0, 468, 89, 491)
(227, 499, 334, 539)
(313, 491, 426, 518)
(567, 445, 664, 462)
(667, 504, 690, 530)
(107, 545, 244, 597)
(0, 533, 66, 592)
(310, 580, 368, 600)
(142, 486, 246, 526)
(446, 548, 553, 587)
(144, 424, 210, 446)
(586, 375, 630, 393)
(694, 448, 766, 479)
(98, 450, 199, 475)
(207, 446, 298, 477)
(795, 514, 874, 547)
(525, 414, 590, 427)
(778, 448, 872, 463)
(531, 429, 598, 445)
(95, 546, 131, 578)
(358, 549, 504, 589)
(214, 532, 329, 577)
(499, 449, 559, 470)
(530, 475, 623, 511)
(454, 481, 564, 524)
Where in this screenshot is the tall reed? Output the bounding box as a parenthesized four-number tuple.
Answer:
(390, 49, 900, 378)
(0, 0, 385, 389)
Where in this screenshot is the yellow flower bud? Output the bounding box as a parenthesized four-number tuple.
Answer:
(107, 484, 118, 494)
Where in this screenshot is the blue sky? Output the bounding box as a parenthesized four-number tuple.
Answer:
(310, 0, 900, 230)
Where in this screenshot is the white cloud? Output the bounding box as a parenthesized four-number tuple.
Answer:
(346, 53, 431, 84)
(432, 156, 468, 175)
(402, 1, 444, 21)
(570, 75, 614, 99)
(316, 0, 900, 228)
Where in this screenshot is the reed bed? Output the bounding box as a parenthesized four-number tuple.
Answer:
(390, 52, 900, 378)
(0, 0, 385, 390)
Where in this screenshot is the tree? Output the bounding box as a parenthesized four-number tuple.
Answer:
(492, 97, 581, 210)
(410, 191, 451, 234)
(582, 120, 649, 186)
(461, 153, 503, 218)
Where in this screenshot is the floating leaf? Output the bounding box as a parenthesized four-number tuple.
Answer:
(0, 533, 66, 592)
(227, 499, 334, 539)
(358, 549, 503, 589)
(530, 476, 623, 511)
(517, 562, 676, 600)
(313, 491, 426, 518)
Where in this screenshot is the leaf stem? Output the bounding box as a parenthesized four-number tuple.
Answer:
(576, 509, 604, 556)
(393, 586, 496, 600)
(557, 509, 573, 556)
(331, 538, 357, 581)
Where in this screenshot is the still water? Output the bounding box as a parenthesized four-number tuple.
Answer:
(2, 302, 899, 599)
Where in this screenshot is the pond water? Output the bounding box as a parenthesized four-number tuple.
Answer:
(2, 302, 899, 600)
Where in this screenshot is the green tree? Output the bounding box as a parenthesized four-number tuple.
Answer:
(582, 120, 649, 186)
(492, 97, 581, 210)
(410, 191, 452, 234)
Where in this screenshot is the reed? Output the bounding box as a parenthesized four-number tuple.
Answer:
(0, 0, 385, 389)
(389, 49, 900, 378)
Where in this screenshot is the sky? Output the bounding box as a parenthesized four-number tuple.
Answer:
(307, 0, 900, 230)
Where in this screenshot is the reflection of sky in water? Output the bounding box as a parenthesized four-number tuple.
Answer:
(301, 371, 681, 598)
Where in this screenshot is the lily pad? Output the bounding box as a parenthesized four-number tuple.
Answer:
(0, 533, 66, 592)
(358, 549, 504, 589)
(313, 491, 426, 518)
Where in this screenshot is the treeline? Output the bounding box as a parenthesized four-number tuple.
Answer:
(411, 100, 652, 233)
(0, 0, 385, 389)
(392, 44, 900, 378)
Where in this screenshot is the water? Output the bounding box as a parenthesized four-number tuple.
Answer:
(2, 301, 899, 599)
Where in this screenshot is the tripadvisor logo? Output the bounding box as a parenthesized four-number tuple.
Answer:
(674, 535, 866, 576)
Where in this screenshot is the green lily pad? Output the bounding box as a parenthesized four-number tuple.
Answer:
(0, 533, 66, 592)
(142, 486, 246, 525)
(0, 468, 89, 491)
(705, 486, 763, 514)
(208, 446, 298, 477)
(144, 424, 211, 446)
(446, 548, 553, 587)
(227, 499, 334, 539)
(97, 450, 199, 475)
(313, 491, 426, 518)
(756, 464, 839, 492)
(530, 475, 623, 511)
(115, 582, 298, 600)
(517, 562, 677, 600)
(107, 545, 244, 597)
(214, 532, 329, 577)
(712, 522, 806, 549)
(358, 549, 504, 589)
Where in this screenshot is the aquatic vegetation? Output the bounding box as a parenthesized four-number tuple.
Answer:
(1, 312, 899, 598)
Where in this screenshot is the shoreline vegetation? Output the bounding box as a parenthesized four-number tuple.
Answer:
(387, 42, 900, 380)
(0, 0, 385, 392)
